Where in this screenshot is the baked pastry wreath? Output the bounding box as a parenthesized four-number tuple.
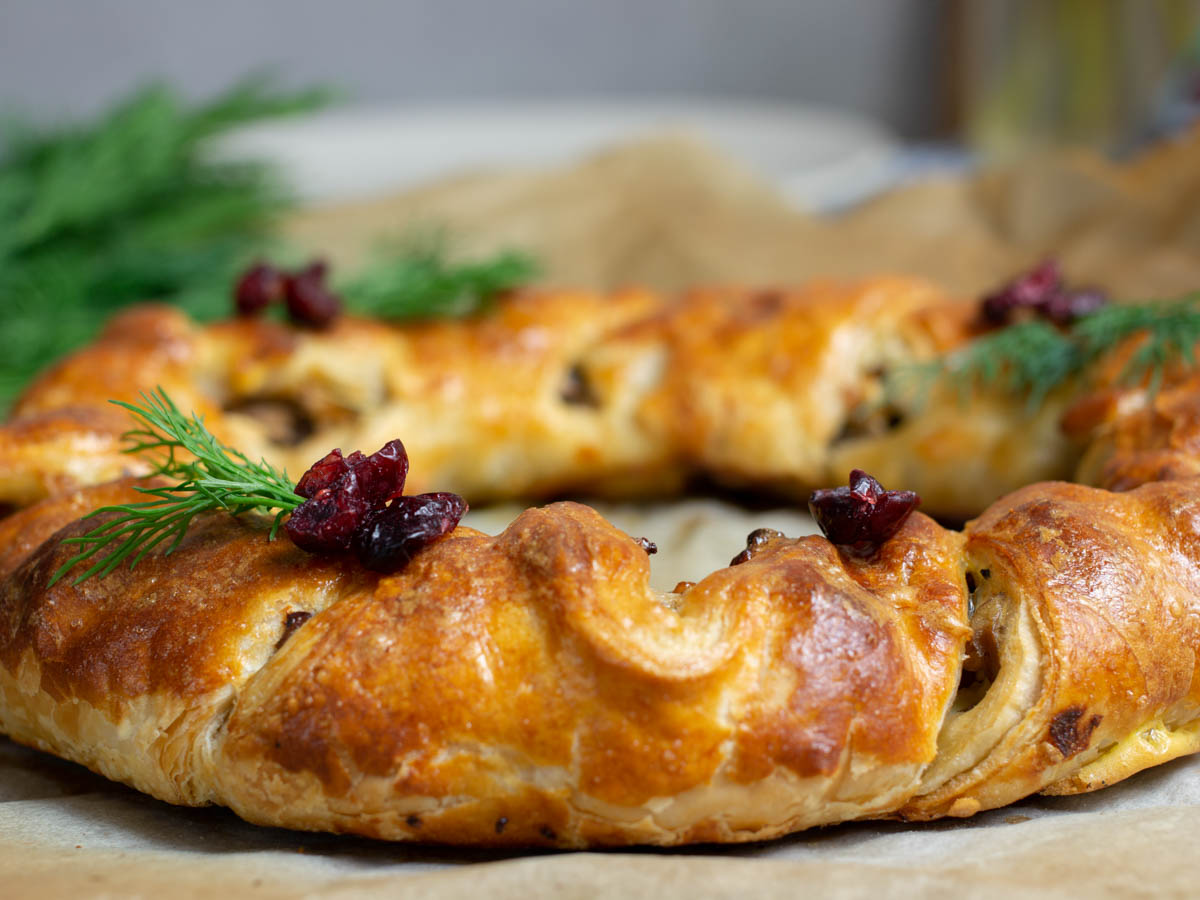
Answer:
(0, 275, 1199, 847)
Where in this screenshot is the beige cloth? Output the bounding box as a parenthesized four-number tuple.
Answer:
(286, 127, 1200, 300)
(7, 134, 1200, 896)
(4, 716, 1199, 898)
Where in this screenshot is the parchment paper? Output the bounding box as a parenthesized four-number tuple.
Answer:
(7, 132, 1200, 897)
(4, 728, 1199, 898)
(286, 126, 1200, 299)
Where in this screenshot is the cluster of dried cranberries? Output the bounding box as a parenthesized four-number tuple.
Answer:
(980, 259, 1107, 327)
(234, 260, 342, 328)
(808, 469, 920, 558)
(284, 439, 467, 573)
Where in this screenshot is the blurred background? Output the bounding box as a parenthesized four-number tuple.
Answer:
(1, 0, 1200, 407)
(2, 0, 1197, 150)
(1, 1, 943, 134)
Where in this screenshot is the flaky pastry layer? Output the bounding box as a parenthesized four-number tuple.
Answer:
(1, 280, 1199, 845)
(0, 278, 1085, 520)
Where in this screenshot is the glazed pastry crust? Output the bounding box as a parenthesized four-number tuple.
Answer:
(1067, 371, 1200, 491)
(4, 281, 1200, 846)
(4, 474, 1199, 845)
(0, 278, 1083, 519)
(904, 479, 1200, 819)
(0, 483, 967, 847)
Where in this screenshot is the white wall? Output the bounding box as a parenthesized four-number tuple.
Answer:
(0, 0, 942, 135)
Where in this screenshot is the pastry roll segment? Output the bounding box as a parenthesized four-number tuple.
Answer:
(216, 503, 967, 846)
(0, 279, 1088, 520)
(905, 479, 1200, 818)
(0, 486, 969, 847)
(0, 481, 370, 804)
(1069, 371, 1200, 491)
(3, 280, 1200, 845)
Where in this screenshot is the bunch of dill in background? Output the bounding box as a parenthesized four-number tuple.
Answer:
(0, 77, 332, 406)
(0, 77, 539, 413)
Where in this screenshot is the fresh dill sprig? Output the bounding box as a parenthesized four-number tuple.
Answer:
(339, 233, 539, 320)
(48, 388, 301, 587)
(1072, 294, 1200, 392)
(893, 292, 1200, 410)
(0, 84, 542, 411)
(0, 77, 333, 411)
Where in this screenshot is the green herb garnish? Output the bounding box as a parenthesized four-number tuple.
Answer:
(894, 292, 1200, 409)
(48, 388, 302, 587)
(0, 77, 333, 410)
(0, 83, 541, 411)
(340, 233, 539, 320)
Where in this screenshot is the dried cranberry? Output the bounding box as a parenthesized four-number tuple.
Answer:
(284, 260, 342, 329)
(352, 439, 409, 507)
(808, 469, 920, 557)
(285, 468, 370, 552)
(352, 492, 468, 573)
(287, 440, 412, 552)
(980, 260, 1109, 328)
(294, 441, 407, 504)
(980, 259, 1062, 325)
(234, 262, 286, 316)
(1041, 288, 1108, 325)
(294, 448, 354, 499)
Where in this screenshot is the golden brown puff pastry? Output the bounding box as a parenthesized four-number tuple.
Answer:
(1066, 371, 1200, 491)
(4, 278, 1200, 845)
(0, 482, 967, 847)
(905, 478, 1200, 819)
(632, 278, 947, 492)
(4, 473, 1200, 844)
(8, 289, 680, 507)
(0, 278, 1086, 519)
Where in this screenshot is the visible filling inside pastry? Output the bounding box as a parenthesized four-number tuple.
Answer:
(273, 610, 313, 651)
(834, 367, 908, 444)
(224, 395, 316, 447)
(559, 362, 602, 408)
(918, 561, 1043, 795)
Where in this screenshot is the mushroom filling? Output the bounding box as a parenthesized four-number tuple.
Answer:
(833, 367, 908, 444)
(918, 564, 1043, 795)
(559, 362, 602, 408)
(224, 395, 316, 447)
